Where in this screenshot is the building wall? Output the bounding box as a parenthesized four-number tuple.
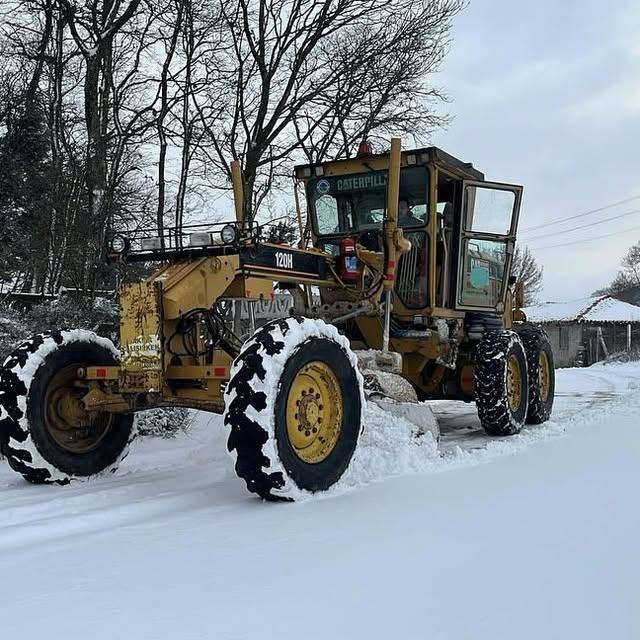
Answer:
(543, 323, 584, 368)
(541, 322, 640, 368)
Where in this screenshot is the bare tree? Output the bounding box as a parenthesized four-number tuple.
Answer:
(0, 0, 467, 296)
(155, 0, 185, 240)
(597, 241, 640, 305)
(56, 0, 143, 287)
(295, 3, 455, 163)
(202, 0, 464, 224)
(512, 245, 543, 305)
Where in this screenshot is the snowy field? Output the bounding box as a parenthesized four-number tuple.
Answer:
(1, 362, 639, 639)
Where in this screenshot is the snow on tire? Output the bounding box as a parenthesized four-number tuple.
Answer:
(518, 325, 555, 424)
(224, 317, 364, 501)
(474, 330, 529, 436)
(0, 330, 135, 484)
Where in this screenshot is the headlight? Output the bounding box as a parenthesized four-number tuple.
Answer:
(110, 234, 129, 253)
(220, 224, 238, 244)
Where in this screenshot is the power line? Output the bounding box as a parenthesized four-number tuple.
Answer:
(528, 224, 640, 251)
(520, 194, 640, 233)
(522, 208, 640, 242)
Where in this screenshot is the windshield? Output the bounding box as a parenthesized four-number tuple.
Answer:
(307, 166, 429, 236)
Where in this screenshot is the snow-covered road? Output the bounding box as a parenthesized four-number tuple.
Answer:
(1, 362, 639, 639)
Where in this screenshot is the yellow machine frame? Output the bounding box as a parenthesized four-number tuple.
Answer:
(83, 138, 524, 414)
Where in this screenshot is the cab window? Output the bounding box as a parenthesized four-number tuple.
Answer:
(307, 166, 429, 236)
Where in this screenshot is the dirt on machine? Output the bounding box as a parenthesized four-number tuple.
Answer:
(0, 139, 555, 500)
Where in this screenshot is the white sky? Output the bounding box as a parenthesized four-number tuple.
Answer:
(432, 0, 640, 301)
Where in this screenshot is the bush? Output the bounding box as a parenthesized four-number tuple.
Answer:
(135, 407, 193, 438)
(0, 295, 119, 360)
(29, 295, 118, 338)
(0, 307, 30, 361)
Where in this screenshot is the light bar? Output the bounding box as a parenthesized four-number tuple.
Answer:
(141, 237, 162, 251)
(189, 232, 213, 247)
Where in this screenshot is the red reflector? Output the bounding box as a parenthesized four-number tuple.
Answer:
(96, 368, 107, 378)
(213, 367, 226, 377)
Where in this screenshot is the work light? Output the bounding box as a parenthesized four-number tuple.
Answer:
(220, 224, 238, 244)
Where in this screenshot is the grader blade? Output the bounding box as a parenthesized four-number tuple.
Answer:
(371, 396, 440, 444)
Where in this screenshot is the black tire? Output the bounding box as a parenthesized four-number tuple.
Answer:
(0, 330, 135, 484)
(224, 317, 363, 501)
(475, 330, 529, 436)
(518, 325, 555, 424)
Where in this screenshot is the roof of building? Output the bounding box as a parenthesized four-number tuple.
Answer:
(523, 295, 640, 324)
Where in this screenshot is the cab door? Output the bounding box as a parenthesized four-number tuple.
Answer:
(455, 180, 523, 312)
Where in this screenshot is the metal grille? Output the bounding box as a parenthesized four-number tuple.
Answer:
(395, 231, 427, 308)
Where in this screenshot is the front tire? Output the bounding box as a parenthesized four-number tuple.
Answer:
(224, 317, 363, 501)
(0, 330, 135, 484)
(475, 330, 529, 436)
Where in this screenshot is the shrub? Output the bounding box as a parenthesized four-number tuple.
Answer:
(29, 295, 118, 338)
(0, 307, 30, 361)
(134, 407, 193, 438)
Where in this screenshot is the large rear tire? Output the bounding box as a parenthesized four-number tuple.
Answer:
(475, 330, 529, 436)
(518, 325, 555, 424)
(224, 317, 364, 501)
(0, 330, 135, 484)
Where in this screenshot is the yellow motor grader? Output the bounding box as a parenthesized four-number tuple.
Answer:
(0, 139, 554, 499)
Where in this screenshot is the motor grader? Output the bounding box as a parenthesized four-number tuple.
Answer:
(0, 138, 555, 499)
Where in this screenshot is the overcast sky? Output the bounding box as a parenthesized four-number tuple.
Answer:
(432, 0, 640, 302)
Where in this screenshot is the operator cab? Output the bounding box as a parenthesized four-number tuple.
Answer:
(294, 146, 522, 318)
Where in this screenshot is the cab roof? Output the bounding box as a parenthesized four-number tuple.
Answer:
(294, 145, 484, 181)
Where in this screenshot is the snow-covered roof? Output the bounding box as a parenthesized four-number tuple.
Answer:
(524, 295, 640, 324)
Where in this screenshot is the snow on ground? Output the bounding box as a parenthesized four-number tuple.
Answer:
(1, 362, 639, 639)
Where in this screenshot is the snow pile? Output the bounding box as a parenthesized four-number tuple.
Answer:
(333, 401, 439, 495)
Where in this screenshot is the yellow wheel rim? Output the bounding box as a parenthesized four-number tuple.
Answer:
(286, 361, 343, 464)
(45, 365, 113, 454)
(539, 351, 551, 402)
(506, 354, 523, 413)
